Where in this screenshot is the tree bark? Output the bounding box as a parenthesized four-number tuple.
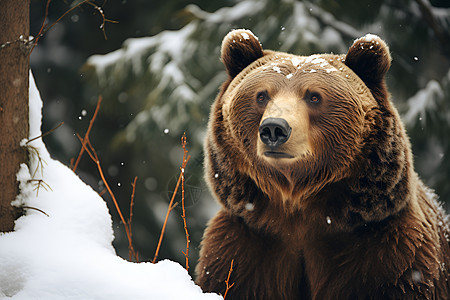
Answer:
(0, 0, 30, 232)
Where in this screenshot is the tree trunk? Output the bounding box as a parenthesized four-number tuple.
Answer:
(0, 0, 30, 232)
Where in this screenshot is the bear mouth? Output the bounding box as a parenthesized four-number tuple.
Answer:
(263, 151, 295, 159)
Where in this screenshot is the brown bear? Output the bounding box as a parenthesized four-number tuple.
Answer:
(195, 29, 450, 299)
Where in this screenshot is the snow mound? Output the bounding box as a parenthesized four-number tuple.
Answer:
(0, 73, 220, 300)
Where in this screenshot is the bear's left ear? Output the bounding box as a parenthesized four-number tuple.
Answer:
(221, 29, 264, 78)
(345, 34, 391, 85)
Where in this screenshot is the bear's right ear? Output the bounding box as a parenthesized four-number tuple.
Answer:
(221, 29, 264, 78)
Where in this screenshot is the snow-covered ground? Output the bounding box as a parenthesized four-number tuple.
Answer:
(0, 73, 221, 300)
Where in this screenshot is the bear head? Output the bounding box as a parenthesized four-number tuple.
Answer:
(205, 29, 411, 229)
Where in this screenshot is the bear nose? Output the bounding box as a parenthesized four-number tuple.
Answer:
(259, 118, 292, 147)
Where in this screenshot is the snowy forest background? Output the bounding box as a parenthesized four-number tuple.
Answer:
(30, 0, 450, 271)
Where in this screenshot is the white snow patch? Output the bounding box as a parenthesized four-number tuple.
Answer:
(241, 32, 250, 40)
(87, 23, 196, 82)
(304, 54, 321, 64)
(188, 1, 265, 24)
(359, 33, 380, 43)
(245, 203, 255, 211)
(286, 73, 293, 79)
(273, 66, 282, 73)
(404, 80, 443, 125)
(310, 58, 326, 65)
(0, 72, 221, 300)
(87, 49, 125, 81)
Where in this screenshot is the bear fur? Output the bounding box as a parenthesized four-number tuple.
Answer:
(195, 29, 450, 299)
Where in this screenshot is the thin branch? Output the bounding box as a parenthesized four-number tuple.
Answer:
(71, 96, 138, 262)
(29, 0, 52, 54)
(152, 134, 191, 264)
(128, 176, 138, 262)
(29, 0, 118, 55)
(42, 0, 91, 37)
(24, 122, 63, 182)
(223, 259, 235, 300)
(169, 202, 179, 211)
(30, 178, 52, 196)
(75, 134, 137, 261)
(72, 95, 102, 172)
(152, 174, 183, 264)
(22, 206, 50, 217)
(85, 1, 118, 40)
(180, 134, 191, 271)
(27, 145, 47, 178)
(27, 121, 64, 144)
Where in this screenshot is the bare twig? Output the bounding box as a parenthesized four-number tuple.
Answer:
(128, 176, 138, 262)
(71, 94, 139, 262)
(180, 134, 191, 271)
(29, 0, 51, 54)
(24, 122, 63, 181)
(75, 134, 137, 262)
(152, 134, 191, 264)
(27, 145, 47, 178)
(99, 189, 107, 197)
(29, 0, 118, 55)
(29, 178, 52, 196)
(170, 202, 179, 211)
(85, 1, 118, 40)
(22, 206, 50, 217)
(72, 95, 102, 172)
(223, 259, 235, 299)
(27, 121, 64, 144)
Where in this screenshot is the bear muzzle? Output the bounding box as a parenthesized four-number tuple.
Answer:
(259, 118, 294, 158)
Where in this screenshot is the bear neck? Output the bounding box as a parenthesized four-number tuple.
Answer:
(304, 100, 415, 232)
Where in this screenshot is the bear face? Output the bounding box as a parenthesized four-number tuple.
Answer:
(222, 50, 373, 169)
(197, 29, 450, 299)
(208, 30, 402, 219)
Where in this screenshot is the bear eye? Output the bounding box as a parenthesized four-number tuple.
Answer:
(256, 91, 269, 104)
(307, 92, 321, 105)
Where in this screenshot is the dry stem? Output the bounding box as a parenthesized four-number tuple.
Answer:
(72, 95, 102, 172)
(180, 134, 191, 271)
(30, 0, 118, 55)
(85, 1, 119, 40)
(29, 178, 52, 196)
(27, 144, 46, 178)
(152, 134, 191, 264)
(29, 0, 51, 54)
(22, 206, 50, 217)
(128, 176, 138, 262)
(223, 259, 235, 300)
(27, 121, 64, 144)
(75, 134, 138, 262)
